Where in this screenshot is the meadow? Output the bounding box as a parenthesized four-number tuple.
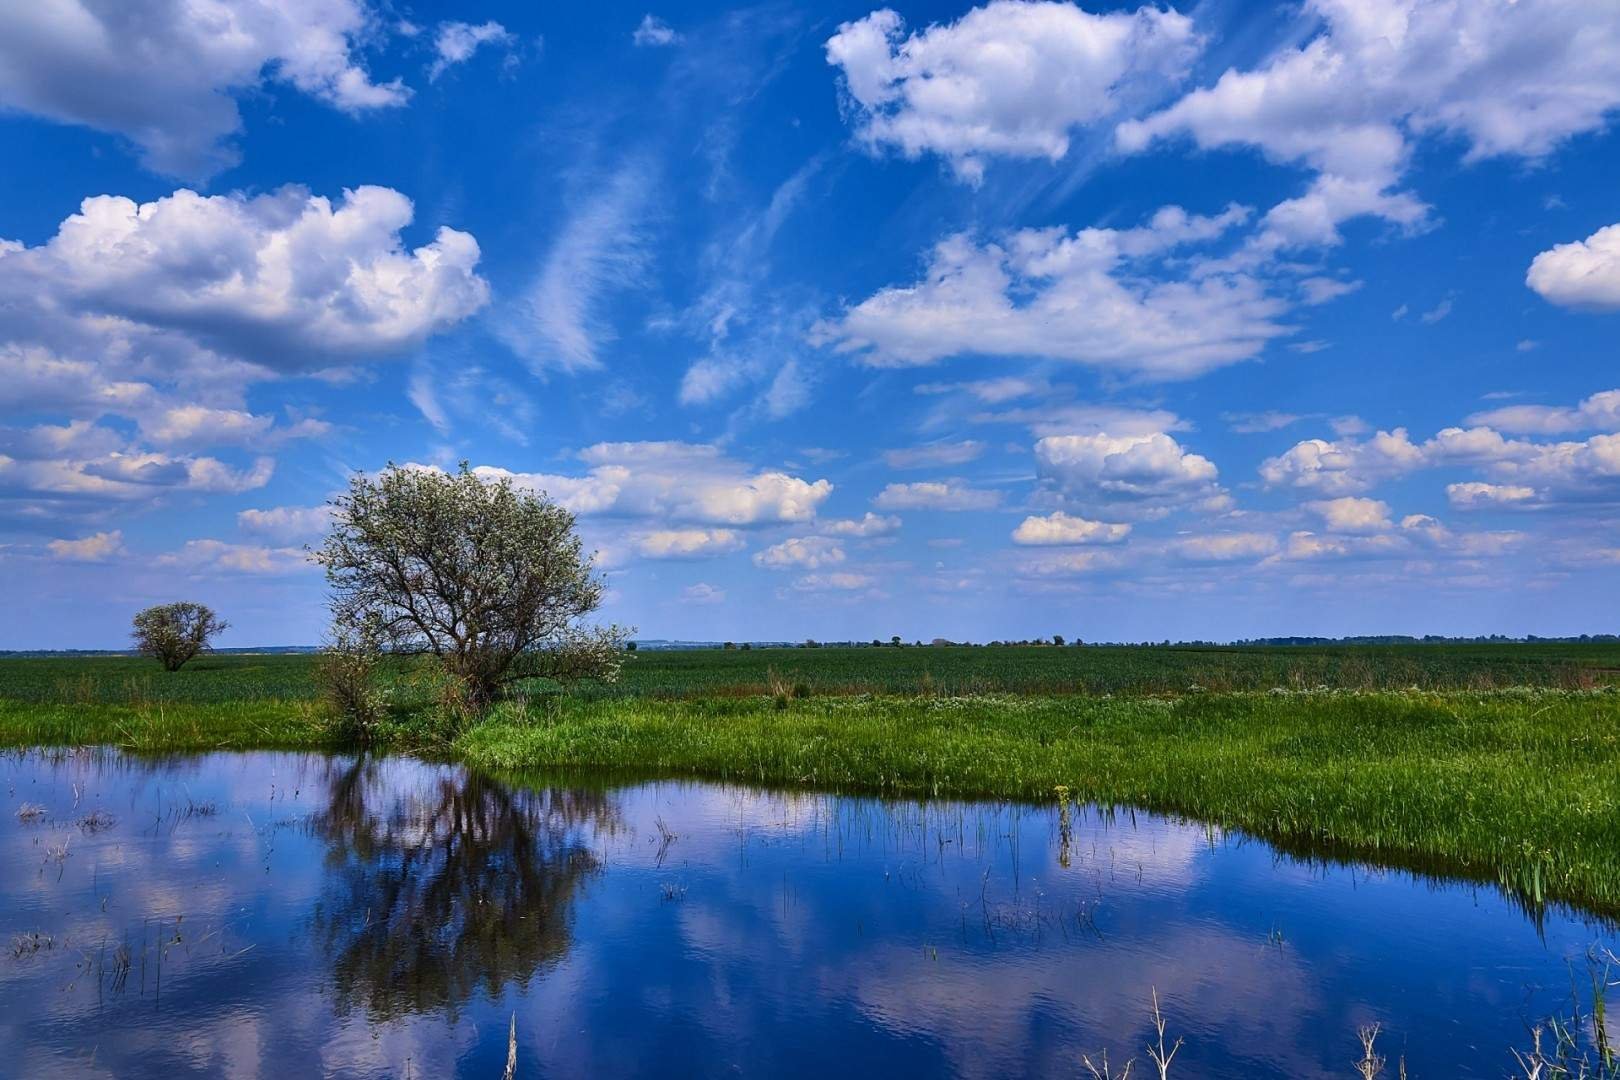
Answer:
(3, 644, 1619, 917)
(5, 639, 1620, 703)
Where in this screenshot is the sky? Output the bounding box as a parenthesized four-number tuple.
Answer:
(1, 0, 1619, 649)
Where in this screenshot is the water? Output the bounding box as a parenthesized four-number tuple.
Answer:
(0, 749, 1613, 1078)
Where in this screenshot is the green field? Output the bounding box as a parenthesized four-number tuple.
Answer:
(2, 645, 1619, 918)
(5, 640, 1620, 703)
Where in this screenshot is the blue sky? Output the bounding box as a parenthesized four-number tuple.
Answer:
(2, 0, 1619, 648)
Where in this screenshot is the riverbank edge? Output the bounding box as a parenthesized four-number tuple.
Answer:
(3, 688, 1617, 919)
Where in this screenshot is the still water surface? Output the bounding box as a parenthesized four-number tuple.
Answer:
(0, 749, 1613, 1078)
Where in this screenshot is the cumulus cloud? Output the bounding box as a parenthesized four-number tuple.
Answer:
(1306, 496, 1392, 533)
(475, 442, 832, 527)
(0, 185, 488, 375)
(1011, 512, 1130, 546)
(754, 536, 845, 570)
(237, 504, 334, 543)
(1034, 431, 1224, 517)
(1118, 0, 1620, 250)
(0, 450, 273, 517)
(680, 582, 724, 604)
(634, 528, 744, 559)
(141, 406, 330, 448)
(1467, 390, 1620, 435)
(1169, 532, 1279, 562)
(1267, 530, 1404, 563)
(47, 530, 125, 562)
(0, 0, 409, 178)
(1263, 412, 1620, 508)
(815, 205, 1288, 379)
(826, 2, 1201, 183)
(428, 21, 514, 80)
(155, 538, 311, 575)
(872, 480, 1000, 511)
(632, 15, 680, 47)
(1446, 482, 1537, 510)
(819, 513, 900, 538)
(1527, 224, 1620, 311)
(882, 440, 985, 469)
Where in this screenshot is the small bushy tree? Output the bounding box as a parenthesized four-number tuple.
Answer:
(314, 463, 628, 708)
(132, 602, 228, 671)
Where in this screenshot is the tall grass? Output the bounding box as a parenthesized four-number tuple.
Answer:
(454, 689, 1620, 918)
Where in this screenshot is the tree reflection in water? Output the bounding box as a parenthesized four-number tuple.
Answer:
(310, 758, 616, 1019)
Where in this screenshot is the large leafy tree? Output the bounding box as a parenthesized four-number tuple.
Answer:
(131, 601, 228, 671)
(314, 463, 626, 706)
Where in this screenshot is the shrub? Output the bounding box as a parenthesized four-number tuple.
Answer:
(131, 602, 227, 672)
(314, 626, 389, 740)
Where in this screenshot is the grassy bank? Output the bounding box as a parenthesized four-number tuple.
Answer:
(3, 680, 1618, 917)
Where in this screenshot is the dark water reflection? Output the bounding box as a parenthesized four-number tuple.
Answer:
(0, 749, 1613, 1078)
(311, 760, 613, 1020)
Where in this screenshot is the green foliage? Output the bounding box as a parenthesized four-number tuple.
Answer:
(130, 601, 228, 672)
(313, 463, 629, 706)
(314, 623, 390, 741)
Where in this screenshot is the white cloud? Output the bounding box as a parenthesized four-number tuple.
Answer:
(632, 15, 680, 47)
(1307, 496, 1392, 533)
(1169, 532, 1279, 562)
(1467, 390, 1620, 435)
(819, 512, 900, 538)
(0, 185, 488, 375)
(914, 376, 1045, 404)
(1034, 431, 1222, 516)
(1419, 297, 1453, 324)
(1012, 549, 1126, 578)
(499, 162, 651, 373)
(0, 0, 409, 178)
(1118, 0, 1620, 249)
(1446, 482, 1537, 509)
(140, 406, 330, 448)
(0, 451, 273, 512)
(680, 582, 724, 604)
(47, 530, 124, 562)
(973, 402, 1186, 440)
(762, 360, 812, 419)
(475, 442, 832, 527)
(754, 536, 845, 570)
(155, 538, 311, 575)
(1011, 512, 1130, 546)
(882, 440, 985, 469)
(237, 504, 333, 543)
(1259, 430, 1427, 495)
(826, 2, 1200, 183)
(815, 206, 1288, 379)
(1399, 514, 1526, 556)
(634, 528, 744, 560)
(872, 480, 1000, 511)
(1263, 413, 1620, 507)
(1299, 277, 1362, 305)
(1224, 410, 1303, 434)
(1527, 224, 1620, 311)
(791, 572, 876, 592)
(428, 21, 514, 80)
